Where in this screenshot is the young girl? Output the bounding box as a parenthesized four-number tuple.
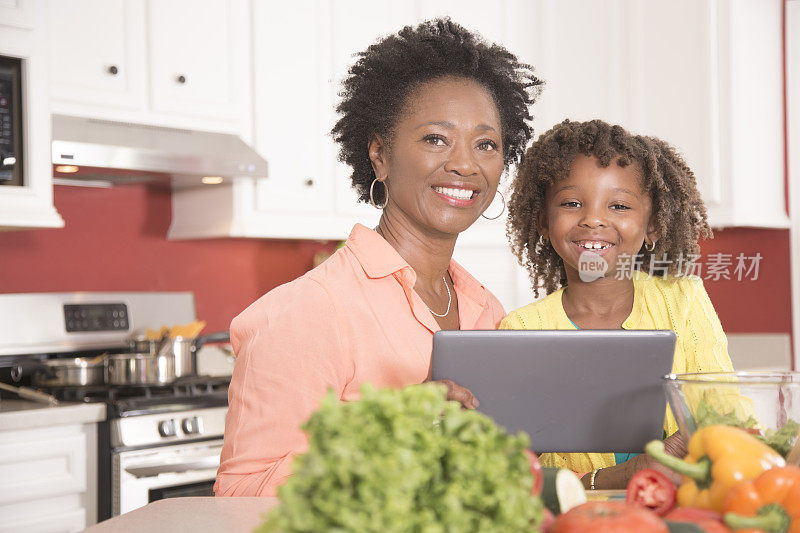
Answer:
(501, 119, 734, 490)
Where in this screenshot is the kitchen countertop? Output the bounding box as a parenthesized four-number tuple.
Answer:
(0, 398, 106, 431)
(83, 492, 626, 532)
(83, 497, 278, 533)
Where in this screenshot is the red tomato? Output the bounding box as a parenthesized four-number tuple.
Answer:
(524, 449, 544, 496)
(626, 468, 677, 516)
(664, 508, 731, 533)
(551, 502, 668, 533)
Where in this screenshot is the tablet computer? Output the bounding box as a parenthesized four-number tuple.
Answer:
(431, 330, 676, 453)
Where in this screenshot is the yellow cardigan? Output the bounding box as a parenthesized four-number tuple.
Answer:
(499, 272, 734, 473)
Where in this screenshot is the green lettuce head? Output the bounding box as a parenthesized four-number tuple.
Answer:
(258, 383, 543, 532)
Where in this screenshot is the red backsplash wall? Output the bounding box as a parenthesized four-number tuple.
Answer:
(698, 228, 792, 333)
(0, 185, 793, 335)
(0, 185, 337, 333)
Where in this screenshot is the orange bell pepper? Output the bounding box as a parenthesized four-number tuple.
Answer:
(645, 425, 785, 512)
(722, 465, 800, 533)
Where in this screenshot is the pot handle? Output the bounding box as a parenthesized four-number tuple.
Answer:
(11, 360, 54, 382)
(193, 331, 230, 351)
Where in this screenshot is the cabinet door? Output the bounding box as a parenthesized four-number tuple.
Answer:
(147, 0, 245, 122)
(48, 0, 147, 110)
(251, 0, 332, 215)
(0, 429, 86, 505)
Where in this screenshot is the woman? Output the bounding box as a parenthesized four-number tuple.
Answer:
(214, 18, 543, 497)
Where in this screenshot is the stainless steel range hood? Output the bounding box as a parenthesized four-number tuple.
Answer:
(51, 114, 268, 189)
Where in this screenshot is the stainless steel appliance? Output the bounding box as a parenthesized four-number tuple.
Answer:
(0, 55, 23, 186)
(0, 292, 230, 521)
(51, 114, 269, 189)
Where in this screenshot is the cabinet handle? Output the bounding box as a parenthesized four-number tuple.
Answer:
(107, 65, 119, 75)
(304, 179, 314, 187)
(176, 74, 187, 84)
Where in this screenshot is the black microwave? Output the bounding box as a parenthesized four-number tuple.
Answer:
(0, 55, 22, 186)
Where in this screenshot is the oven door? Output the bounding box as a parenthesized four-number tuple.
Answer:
(112, 439, 222, 516)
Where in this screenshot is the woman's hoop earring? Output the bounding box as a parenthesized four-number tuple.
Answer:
(644, 239, 656, 252)
(369, 178, 388, 209)
(538, 235, 549, 247)
(481, 190, 506, 220)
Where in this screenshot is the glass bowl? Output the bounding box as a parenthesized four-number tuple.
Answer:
(663, 371, 800, 460)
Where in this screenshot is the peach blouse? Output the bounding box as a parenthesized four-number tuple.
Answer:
(214, 223, 506, 497)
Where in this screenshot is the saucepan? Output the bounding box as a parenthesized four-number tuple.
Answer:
(126, 331, 230, 378)
(105, 352, 176, 386)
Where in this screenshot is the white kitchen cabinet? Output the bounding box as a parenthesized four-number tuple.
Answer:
(530, 0, 787, 229)
(147, 0, 248, 123)
(47, 0, 252, 136)
(0, 1, 63, 230)
(250, 0, 333, 218)
(47, 0, 147, 111)
(0, 422, 98, 532)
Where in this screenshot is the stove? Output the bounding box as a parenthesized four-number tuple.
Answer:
(0, 292, 231, 521)
(42, 375, 230, 416)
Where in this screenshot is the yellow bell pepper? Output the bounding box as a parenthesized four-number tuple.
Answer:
(645, 425, 785, 512)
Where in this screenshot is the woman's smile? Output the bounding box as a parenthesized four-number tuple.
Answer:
(431, 183, 480, 206)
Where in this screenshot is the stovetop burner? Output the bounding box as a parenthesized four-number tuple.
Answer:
(41, 375, 230, 417)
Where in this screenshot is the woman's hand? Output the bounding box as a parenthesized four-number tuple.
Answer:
(425, 360, 479, 409)
(427, 378, 480, 409)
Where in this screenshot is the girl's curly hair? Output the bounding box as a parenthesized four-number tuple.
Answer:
(507, 119, 713, 297)
(332, 18, 544, 205)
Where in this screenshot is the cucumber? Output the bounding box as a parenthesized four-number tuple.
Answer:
(665, 522, 706, 533)
(541, 467, 587, 515)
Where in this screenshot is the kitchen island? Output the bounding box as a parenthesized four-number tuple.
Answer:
(83, 493, 626, 531)
(83, 497, 279, 533)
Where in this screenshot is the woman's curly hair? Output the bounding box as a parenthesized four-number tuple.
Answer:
(507, 119, 713, 297)
(332, 18, 544, 205)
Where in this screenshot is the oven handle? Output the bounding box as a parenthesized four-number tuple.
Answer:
(125, 456, 220, 478)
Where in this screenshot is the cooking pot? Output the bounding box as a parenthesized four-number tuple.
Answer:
(127, 331, 230, 378)
(13, 355, 106, 387)
(106, 352, 175, 386)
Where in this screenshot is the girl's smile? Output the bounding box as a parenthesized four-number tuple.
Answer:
(542, 154, 657, 281)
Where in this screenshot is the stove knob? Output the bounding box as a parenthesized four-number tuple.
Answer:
(158, 419, 176, 438)
(181, 416, 204, 435)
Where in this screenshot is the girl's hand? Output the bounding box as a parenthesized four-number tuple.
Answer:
(590, 432, 688, 489)
(634, 431, 687, 486)
(428, 378, 480, 409)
